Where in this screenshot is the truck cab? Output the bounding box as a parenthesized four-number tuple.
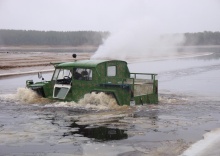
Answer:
(26, 59, 158, 105)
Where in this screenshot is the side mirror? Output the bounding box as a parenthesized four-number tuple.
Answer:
(38, 72, 42, 79)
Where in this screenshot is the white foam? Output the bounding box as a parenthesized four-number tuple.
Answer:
(79, 92, 118, 109)
(0, 88, 122, 111)
(15, 88, 49, 104)
(46, 92, 119, 110)
(0, 93, 16, 102)
(180, 128, 220, 156)
(0, 88, 52, 104)
(158, 94, 188, 104)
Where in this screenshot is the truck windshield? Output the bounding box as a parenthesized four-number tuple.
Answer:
(52, 68, 92, 81)
(52, 69, 72, 80)
(52, 69, 72, 84)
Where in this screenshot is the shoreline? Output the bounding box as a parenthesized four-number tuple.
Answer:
(0, 52, 92, 77)
(0, 69, 54, 78)
(0, 45, 98, 53)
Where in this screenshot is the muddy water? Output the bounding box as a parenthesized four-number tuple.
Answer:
(0, 47, 220, 156)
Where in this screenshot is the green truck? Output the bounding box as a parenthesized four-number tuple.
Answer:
(26, 59, 158, 105)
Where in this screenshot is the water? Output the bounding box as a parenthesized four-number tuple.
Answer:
(0, 46, 220, 155)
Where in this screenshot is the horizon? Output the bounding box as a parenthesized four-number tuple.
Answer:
(0, 29, 220, 34)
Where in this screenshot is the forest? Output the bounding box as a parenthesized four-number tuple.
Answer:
(0, 30, 109, 47)
(184, 31, 220, 46)
(0, 29, 220, 47)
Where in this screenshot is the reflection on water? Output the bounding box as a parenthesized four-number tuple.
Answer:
(129, 48, 220, 74)
(179, 46, 220, 52)
(65, 122, 128, 141)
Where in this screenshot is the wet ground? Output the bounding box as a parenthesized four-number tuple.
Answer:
(0, 46, 220, 156)
(0, 51, 91, 76)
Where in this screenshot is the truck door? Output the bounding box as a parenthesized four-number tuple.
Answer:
(52, 68, 72, 99)
(72, 68, 93, 94)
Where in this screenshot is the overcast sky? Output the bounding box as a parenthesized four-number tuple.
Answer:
(0, 0, 219, 33)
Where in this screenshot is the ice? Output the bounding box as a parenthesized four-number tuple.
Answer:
(180, 128, 220, 156)
(82, 143, 134, 156)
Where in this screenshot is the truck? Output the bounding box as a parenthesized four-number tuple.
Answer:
(26, 57, 158, 106)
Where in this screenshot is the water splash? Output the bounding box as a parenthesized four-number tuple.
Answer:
(159, 94, 188, 105)
(0, 93, 16, 102)
(0, 88, 120, 110)
(46, 92, 120, 111)
(0, 88, 49, 104)
(15, 88, 51, 104)
(78, 92, 119, 109)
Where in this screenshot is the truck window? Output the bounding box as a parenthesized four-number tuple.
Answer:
(52, 69, 72, 84)
(107, 66, 116, 77)
(73, 68, 92, 80)
(52, 69, 72, 80)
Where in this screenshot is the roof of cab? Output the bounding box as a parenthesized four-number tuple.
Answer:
(56, 59, 127, 68)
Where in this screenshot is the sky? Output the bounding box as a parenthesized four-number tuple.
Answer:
(0, 0, 220, 33)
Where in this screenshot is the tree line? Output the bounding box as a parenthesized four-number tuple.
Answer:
(0, 29, 220, 46)
(0, 29, 109, 46)
(184, 31, 220, 46)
